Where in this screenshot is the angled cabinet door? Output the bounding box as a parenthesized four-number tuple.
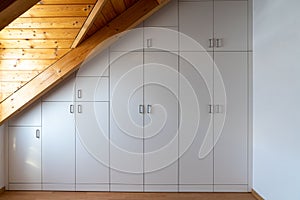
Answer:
(144, 52, 178, 192)
(42, 102, 75, 191)
(8, 127, 41, 190)
(214, 1, 248, 51)
(179, 1, 213, 51)
(213, 52, 248, 192)
(75, 102, 109, 191)
(179, 52, 214, 192)
(110, 52, 144, 191)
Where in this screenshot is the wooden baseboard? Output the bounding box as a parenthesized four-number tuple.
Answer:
(0, 186, 5, 194)
(252, 189, 264, 200)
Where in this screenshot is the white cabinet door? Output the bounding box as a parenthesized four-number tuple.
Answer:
(144, 0, 178, 27)
(179, 1, 213, 51)
(77, 49, 109, 77)
(144, 27, 178, 51)
(42, 102, 75, 191)
(8, 101, 41, 127)
(75, 102, 109, 191)
(144, 52, 178, 192)
(214, 1, 248, 51)
(213, 52, 248, 191)
(110, 52, 144, 191)
(8, 127, 41, 190)
(42, 75, 75, 102)
(75, 77, 109, 102)
(179, 52, 214, 192)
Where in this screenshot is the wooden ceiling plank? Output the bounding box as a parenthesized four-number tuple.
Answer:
(0, 0, 171, 124)
(111, 0, 127, 15)
(38, 0, 97, 4)
(7, 17, 86, 29)
(0, 29, 79, 39)
(20, 5, 94, 18)
(0, 49, 70, 60)
(0, 0, 40, 30)
(0, 60, 55, 71)
(71, 0, 108, 48)
(0, 71, 40, 82)
(0, 39, 73, 49)
(101, 0, 118, 22)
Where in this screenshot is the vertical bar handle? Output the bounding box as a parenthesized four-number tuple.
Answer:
(70, 104, 74, 113)
(208, 104, 213, 114)
(78, 104, 82, 113)
(77, 89, 82, 99)
(147, 38, 152, 48)
(36, 129, 40, 139)
(209, 38, 214, 48)
(216, 38, 222, 48)
(147, 105, 152, 114)
(139, 105, 144, 114)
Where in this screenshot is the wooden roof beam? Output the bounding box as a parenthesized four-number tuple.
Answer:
(0, 0, 170, 124)
(0, 0, 40, 31)
(71, 0, 108, 48)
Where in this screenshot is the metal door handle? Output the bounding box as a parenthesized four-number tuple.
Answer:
(36, 129, 40, 139)
(208, 104, 213, 114)
(216, 38, 222, 48)
(78, 105, 82, 113)
(70, 105, 74, 113)
(77, 89, 82, 98)
(209, 38, 214, 48)
(147, 38, 152, 48)
(147, 105, 152, 114)
(139, 105, 144, 114)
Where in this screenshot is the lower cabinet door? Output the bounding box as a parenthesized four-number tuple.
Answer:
(213, 52, 248, 192)
(8, 127, 42, 190)
(144, 52, 179, 192)
(75, 102, 109, 191)
(42, 102, 75, 191)
(178, 52, 214, 192)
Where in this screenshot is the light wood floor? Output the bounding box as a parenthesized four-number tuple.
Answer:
(0, 191, 257, 200)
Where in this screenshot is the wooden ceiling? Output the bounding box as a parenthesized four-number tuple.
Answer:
(0, 0, 170, 124)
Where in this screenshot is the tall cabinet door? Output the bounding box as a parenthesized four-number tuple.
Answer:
(42, 102, 75, 190)
(179, 1, 213, 51)
(144, 52, 178, 192)
(75, 102, 109, 191)
(213, 52, 248, 192)
(8, 127, 41, 190)
(179, 52, 214, 192)
(214, 1, 248, 51)
(110, 52, 144, 191)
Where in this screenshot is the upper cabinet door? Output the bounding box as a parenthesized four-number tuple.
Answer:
(144, 0, 178, 27)
(8, 101, 41, 127)
(214, 1, 248, 51)
(179, 1, 213, 51)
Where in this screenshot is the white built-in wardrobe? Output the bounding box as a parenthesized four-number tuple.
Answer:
(6, 0, 252, 192)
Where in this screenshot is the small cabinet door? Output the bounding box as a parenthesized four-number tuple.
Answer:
(110, 52, 144, 191)
(213, 52, 248, 191)
(75, 77, 109, 102)
(42, 102, 75, 191)
(75, 102, 109, 191)
(8, 127, 41, 190)
(214, 1, 248, 51)
(144, 52, 178, 192)
(179, 1, 213, 51)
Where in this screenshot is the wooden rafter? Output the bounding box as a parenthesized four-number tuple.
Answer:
(0, 0, 40, 31)
(71, 0, 108, 48)
(0, 0, 170, 124)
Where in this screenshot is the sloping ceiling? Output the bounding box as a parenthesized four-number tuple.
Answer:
(0, 0, 170, 124)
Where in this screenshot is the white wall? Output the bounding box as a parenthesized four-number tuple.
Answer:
(0, 124, 5, 188)
(253, 0, 300, 199)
